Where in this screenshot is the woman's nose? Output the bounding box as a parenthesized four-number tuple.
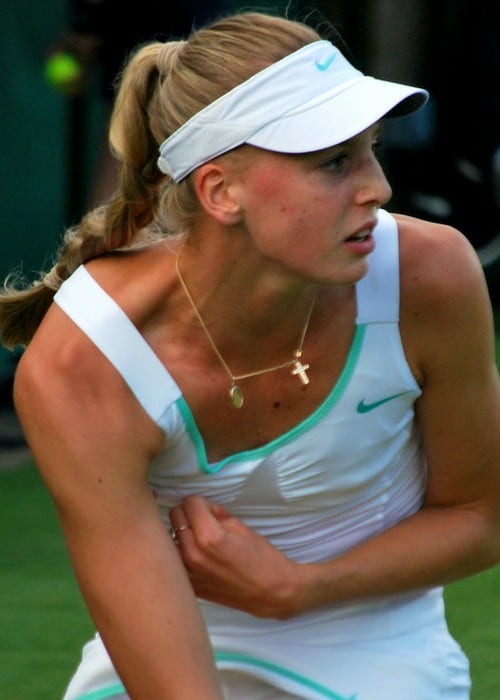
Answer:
(356, 156, 392, 208)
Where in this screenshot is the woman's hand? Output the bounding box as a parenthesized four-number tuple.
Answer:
(170, 496, 304, 619)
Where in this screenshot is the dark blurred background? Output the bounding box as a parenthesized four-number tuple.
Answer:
(1, 0, 499, 433)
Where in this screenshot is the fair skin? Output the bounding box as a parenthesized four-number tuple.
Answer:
(14, 124, 500, 698)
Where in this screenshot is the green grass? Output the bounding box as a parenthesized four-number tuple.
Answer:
(0, 464, 93, 700)
(445, 571, 500, 699)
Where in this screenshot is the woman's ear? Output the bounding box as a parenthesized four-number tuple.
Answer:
(191, 163, 242, 225)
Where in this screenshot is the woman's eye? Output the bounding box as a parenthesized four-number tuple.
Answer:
(322, 153, 348, 172)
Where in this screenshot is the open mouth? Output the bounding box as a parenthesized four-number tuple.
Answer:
(346, 230, 371, 242)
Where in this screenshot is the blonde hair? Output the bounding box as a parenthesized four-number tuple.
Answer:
(0, 12, 320, 348)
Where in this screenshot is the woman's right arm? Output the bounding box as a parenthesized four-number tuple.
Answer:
(14, 304, 222, 700)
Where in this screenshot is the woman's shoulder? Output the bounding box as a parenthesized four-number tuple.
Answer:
(393, 213, 491, 383)
(393, 212, 485, 307)
(394, 211, 474, 256)
(15, 256, 166, 456)
(18, 240, 176, 401)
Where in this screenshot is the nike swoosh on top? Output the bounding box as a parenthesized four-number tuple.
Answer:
(356, 392, 410, 414)
(315, 54, 335, 71)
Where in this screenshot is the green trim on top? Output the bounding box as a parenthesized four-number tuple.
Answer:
(216, 651, 357, 699)
(176, 324, 367, 474)
(176, 396, 207, 466)
(72, 683, 126, 700)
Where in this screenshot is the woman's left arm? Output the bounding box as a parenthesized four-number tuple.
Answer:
(171, 220, 500, 618)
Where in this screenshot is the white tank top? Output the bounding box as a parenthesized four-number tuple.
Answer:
(55, 210, 440, 697)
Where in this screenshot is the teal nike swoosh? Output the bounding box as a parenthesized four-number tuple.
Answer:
(315, 54, 335, 71)
(357, 392, 410, 414)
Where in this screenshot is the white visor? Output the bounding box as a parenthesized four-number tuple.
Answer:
(157, 40, 429, 182)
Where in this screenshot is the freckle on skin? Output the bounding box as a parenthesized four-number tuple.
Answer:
(273, 401, 281, 409)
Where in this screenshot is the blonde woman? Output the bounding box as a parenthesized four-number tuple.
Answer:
(2, 11, 499, 700)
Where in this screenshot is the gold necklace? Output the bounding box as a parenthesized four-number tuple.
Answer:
(175, 255, 317, 409)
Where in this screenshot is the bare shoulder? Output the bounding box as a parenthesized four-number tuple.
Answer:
(394, 213, 487, 307)
(15, 241, 177, 452)
(393, 213, 495, 382)
(14, 291, 164, 480)
(16, 299, 126, 414)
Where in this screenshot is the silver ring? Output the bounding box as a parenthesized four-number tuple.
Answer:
(169, 525, 190, 541)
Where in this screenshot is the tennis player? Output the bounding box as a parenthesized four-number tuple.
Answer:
(2, 11, 499, 700)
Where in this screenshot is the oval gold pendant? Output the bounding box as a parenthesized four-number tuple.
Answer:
(229, 385, 244, 409)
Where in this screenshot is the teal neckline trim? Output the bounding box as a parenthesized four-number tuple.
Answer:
(216, 651, 356, 699)
(72, 683, 125, 700)
(176, 324, 366, 474)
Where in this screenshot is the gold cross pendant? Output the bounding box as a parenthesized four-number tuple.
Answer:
(291, 359, 310, 385)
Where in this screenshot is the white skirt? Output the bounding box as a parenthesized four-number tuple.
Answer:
(62, 591, 470, 700)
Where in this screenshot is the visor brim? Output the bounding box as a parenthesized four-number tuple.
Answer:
(246, 76, 429, 154)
